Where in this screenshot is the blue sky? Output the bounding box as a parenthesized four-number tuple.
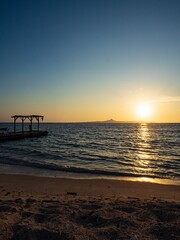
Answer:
(0, 0, 180, 122)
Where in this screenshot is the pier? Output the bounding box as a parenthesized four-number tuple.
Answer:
(0, 115, 48, 142)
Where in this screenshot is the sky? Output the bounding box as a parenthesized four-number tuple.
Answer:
(0, 0, 180, 122)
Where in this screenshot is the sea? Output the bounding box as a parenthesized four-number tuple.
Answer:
(0, 122, 179, 185)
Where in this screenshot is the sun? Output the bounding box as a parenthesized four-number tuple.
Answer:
(136, 102, 153, 120)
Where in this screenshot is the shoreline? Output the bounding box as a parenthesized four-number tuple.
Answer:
(0, 164, 179, 186)
(0, 173, 179, 201)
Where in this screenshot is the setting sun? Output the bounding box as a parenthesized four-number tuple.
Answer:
(136, 102, 153, 120)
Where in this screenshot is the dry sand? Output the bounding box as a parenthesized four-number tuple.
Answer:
(0, 174, 179, 240)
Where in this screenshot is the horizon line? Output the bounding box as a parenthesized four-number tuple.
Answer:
(1, 120, 180, 124)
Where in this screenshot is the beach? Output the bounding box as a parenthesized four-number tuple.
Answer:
(0, 174, 179, 240)
(1, 0, 180, 238)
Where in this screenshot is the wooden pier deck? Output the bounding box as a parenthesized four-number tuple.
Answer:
(0, 130, 48, 142)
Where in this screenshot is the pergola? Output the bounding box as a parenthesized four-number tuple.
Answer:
(11, 115, 44, 133)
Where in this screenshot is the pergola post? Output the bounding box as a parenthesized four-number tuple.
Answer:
(13, 117, 18, 133)
(14, 119, 16, 133)
(34, 116, 42, 131)
(28, 116, 33, 131)
(30, 118, 32, 131)
(21, 117, 25, 133)
(37, 118, 39, 131)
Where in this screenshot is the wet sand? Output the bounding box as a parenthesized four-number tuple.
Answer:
(0, 174, 179, 240)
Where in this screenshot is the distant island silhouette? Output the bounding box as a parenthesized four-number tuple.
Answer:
(94, 119, 134, 124)
(100, 119, 118, 123)
(91, 119, 144, 124)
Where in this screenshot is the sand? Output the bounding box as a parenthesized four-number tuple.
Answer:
(0, 174, 179, 240)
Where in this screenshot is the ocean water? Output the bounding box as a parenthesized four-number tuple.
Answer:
(0, 123, 179, 184)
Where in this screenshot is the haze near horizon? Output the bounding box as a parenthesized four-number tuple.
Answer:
(1, 0, 180, 123)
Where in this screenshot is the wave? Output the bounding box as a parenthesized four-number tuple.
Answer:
(0, 156, 179, 179)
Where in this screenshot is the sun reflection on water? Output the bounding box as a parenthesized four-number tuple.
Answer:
(139, 123, 150, 142)
(136, 123, 152, 173)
